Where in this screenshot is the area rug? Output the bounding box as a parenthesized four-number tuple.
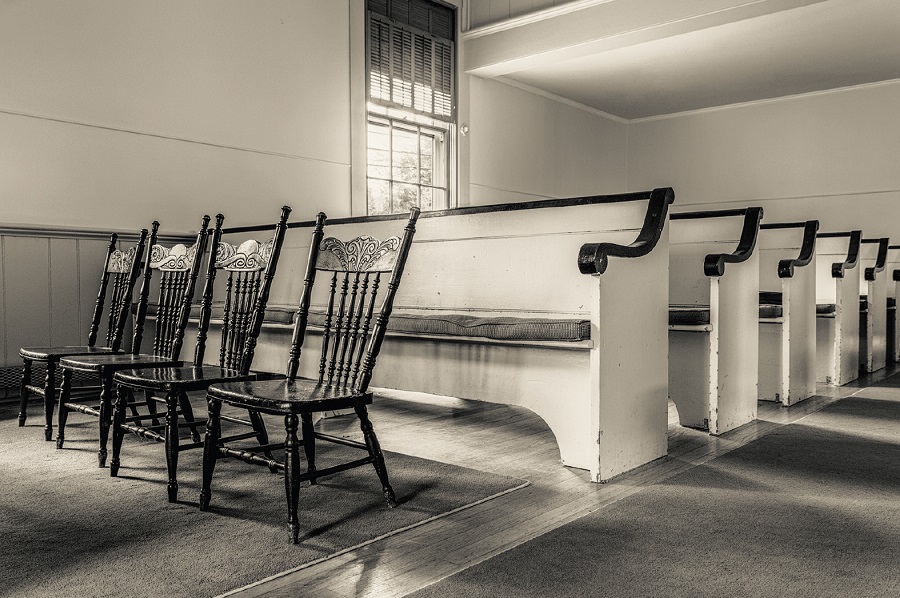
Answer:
(410, 387, 900, 597)
(0, 404, 527, 598)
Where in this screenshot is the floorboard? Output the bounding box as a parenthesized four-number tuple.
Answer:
(228, 366, 896, 598)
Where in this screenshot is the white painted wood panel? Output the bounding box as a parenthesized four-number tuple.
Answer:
(3, 237, 51, 364)
(859, 242, 887, 373)
(49, 238, 80, 346)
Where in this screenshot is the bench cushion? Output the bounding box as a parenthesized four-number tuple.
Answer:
(759, 291, 782, 305)
(142, 303, 591, 342)
(758, 304, 783, 319)
(306, 310, 591, 342)
(668, 306, 711, 326)
(816, 303, 836, 315)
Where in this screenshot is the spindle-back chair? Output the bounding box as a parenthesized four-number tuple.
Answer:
(200, 207, 419, 544)
(56, 216, 211, 467)
(18, 229, 149, 441)
(110, 207, 292, 502)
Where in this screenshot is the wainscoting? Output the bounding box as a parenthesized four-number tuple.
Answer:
(0, 224, 190, 398)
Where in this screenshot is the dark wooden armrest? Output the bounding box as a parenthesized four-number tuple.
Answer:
(862, 237, 889, 281)
(818, 230, 861, 279)
(576, 187, 675, 276)
(761, 220, 819, 278)
(671, 207, 764, 277)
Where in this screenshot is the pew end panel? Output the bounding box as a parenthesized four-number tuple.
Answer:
(887, 246, 900, 362)
(669, 208, 762, 436)
(217, 190, 673, 483)
(814, 233, 861, 385)
(859, 238, 888, 374)
(757, 222, 817, 406)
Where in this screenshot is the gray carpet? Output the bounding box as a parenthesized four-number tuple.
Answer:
(411, 380, 900, 597)
(0, 404, 526, 598)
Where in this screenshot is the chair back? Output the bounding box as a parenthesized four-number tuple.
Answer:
(88, 228, 150, 352)
(193, 207, 292, 373)
(132, 217, 212, 359)
(288, 207, 420, 392)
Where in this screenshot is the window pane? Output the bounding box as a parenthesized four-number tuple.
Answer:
(368, 179, 391, 215)
(420, 186, 433, 211)
(392, 127, 419, 183)
(393, 183, 419, 212)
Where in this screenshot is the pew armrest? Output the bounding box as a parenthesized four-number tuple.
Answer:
(577, 187, 674, 276)
(818, 230, 861, 279)
(863, 237, 889, 281)
(760, 220, 819, 278)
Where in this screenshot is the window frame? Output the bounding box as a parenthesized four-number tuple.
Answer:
(360, 0, 459, 217)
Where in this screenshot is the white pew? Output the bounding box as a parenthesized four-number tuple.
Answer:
(814, 231, 861, 385)
(218, 189, 675, 483)
(757, 221, 818, 406)
(886, 246, 900, 362)
(859, 238, 889, 373)
(668, 207, 762, 435)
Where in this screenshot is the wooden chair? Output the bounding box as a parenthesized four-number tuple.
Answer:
(200, 207, 420, 544)
(110, 207, 292, 502)
(18, 228, 149, 441)
(56, 216, 211, 467)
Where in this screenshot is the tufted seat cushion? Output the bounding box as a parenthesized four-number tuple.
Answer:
(669, 306, 711, 326)
(816, 303, 836, 315)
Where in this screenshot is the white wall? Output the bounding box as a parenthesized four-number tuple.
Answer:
(466, 77, 628, 203)
(627, 80, 900, 236)
(0, 0, 352, 234)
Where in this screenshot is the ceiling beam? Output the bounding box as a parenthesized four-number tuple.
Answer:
(463, 0, 833, 78)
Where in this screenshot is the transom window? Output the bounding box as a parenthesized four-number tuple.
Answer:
(366, 0, 456, 216)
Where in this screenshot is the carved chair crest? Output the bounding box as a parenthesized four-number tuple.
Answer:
(215, 239, 275, 272)
(149, 243, 200, 272)
(108, 246, 138, 273)
(316, 235, 402, 272)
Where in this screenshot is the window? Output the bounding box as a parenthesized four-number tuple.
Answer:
(366, 0, 456, 215)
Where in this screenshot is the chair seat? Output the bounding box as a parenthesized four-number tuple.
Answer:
(59, 353, 182, 373)
(114, 365, 283, 391)
(20, 345, 117, 361)
(208, 378, 372, 414)
(759, 291, 783, 305)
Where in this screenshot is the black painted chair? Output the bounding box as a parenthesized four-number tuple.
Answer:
(110, 207, 292, 502)
(200, 207, 420, 544)
(19, 229, 149, 441)
(56, 216, 212, 467)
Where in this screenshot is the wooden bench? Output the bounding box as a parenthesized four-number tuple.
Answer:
(757, 221, 818, 406)
(668, 207, 763, 435)
(205, 188, 674, 482)
(859, 237, 889, 373)
(814, 231, 861, 385)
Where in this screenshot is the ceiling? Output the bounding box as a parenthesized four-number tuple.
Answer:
(464, 0, 900, 120)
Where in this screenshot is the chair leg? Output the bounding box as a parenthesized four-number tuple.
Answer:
(98, 371, 114, 467)
(43, 360, 56, 441)
(178, 390, 202, 443)
(56, 369, 73, 449)
(199, 398, 221, 512)
(355, 405, 397, 508)
(164, 391, 181, 503)
(110, 384, 130, 477)
(248, 409, 276, 470)
(301, 413, 317, 485)
(145, 390, 160, 427)
(18, 359, 31, 427)
(284, 413, 302, 544)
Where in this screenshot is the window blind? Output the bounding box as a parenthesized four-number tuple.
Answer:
(368, 0, 455, 120)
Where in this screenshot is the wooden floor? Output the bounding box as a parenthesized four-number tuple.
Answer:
(229, 368, 894, 598)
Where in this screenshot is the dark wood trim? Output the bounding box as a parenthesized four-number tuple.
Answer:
(221, 189, 666, 234)
(819, 230, 861, 279)
(760, 220, 819, 278)
(577, 187, 675, 276)
(670, 207, 764, 277)
(863, 237, 889, 281)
